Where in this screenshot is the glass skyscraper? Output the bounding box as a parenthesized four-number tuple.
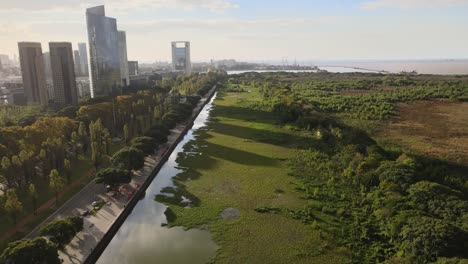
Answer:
(118, 31, 129, 87)
(86, 5, 121, 98)
(78, 43, 89, 76)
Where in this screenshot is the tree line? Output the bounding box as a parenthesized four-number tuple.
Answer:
(0, 71, 225, 261)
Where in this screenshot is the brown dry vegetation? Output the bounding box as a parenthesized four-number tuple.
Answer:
(377, 100, 468, 166)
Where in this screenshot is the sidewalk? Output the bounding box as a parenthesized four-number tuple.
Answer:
(48, 90, 216, 264)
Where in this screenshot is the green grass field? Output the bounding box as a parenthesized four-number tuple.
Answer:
(163, 89, 350, 263)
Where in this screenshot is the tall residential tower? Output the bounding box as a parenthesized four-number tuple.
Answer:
(86, 5, 121, 98)
(18, 42, 48, 105)
(50, 42, 78, 104)
(74, 50, 82, 76)
(78, 43, 89, 76)
(118, 31, 129, 86)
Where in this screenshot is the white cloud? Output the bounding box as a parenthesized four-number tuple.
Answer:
(360, 0, 468, 10)
(108, 0, 239, 12)
(121, 17, 336, 29)
(0, 0, 238, 13)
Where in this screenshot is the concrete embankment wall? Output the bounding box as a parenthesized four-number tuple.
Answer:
(85, 87, 217, 264)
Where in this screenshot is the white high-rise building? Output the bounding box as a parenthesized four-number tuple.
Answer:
(118, 31, 129, 86)
(171, 41, 191, 73)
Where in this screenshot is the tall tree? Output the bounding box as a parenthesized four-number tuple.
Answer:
(11, 155, 23, 188)
(1, 156, 12, 187)
(63, 159, 71, 183)
(49, 169, 64, 207)
(0, 237, 60, 264)
(95, 168, 131, 186)
(123, 123, 130, 144)
(78, 122, 89, 153)
(28, 183, 38, 215)
(4, 189, 23, 224)
(111, 147, 145, 171)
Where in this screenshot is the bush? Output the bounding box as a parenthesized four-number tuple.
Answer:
(186, 95, 201, 106)
(95, 168, 132, 186)
(111, 147, 145, 171)
(0, 237, 60, 264)
(38, 217, 83, 249)
(131, 136, 159, 154)
(321, 206, 337, 215)
(68, 216, 84, 233)
(254, 207, 281, 214)
(161, 114, 177, 129)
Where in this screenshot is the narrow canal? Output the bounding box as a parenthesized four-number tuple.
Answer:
(97, 93, 218, 264)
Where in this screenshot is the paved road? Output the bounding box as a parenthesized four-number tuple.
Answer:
(43, 88, 217, 264)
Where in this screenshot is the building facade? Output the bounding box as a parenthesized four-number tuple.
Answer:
(0, 55, 11, 68)
(43, 52, 52, 78)
(118, 31, 129, 86)
(49, 42, 78, 104)
(18, 42, 48, 105)
(128, 61, 139, 76)
(86, 5, 121, 98)
(74, 50, 82, 76)
(171, 41, 191, 73)
(78, 43, 89, 76)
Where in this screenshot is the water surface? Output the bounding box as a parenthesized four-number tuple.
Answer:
(97, 94, 218, 264)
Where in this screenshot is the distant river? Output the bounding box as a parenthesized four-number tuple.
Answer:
(319, 60, 468, 75)
(97, 94, 218, 264)
(227, 60, 468, 75)
(227, 68, 384, 75)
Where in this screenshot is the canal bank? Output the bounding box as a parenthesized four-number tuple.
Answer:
(85, 87, 218, 263)
(56, 86, 217, 264)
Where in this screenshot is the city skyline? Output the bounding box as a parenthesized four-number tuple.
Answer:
(0, 0, 467, 62)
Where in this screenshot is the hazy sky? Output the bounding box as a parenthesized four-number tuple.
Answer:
(1, 0, 468, 62)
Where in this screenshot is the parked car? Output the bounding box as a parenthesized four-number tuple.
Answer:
(81, 210, 90, 216)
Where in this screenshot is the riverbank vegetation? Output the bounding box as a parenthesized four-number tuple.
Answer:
(0, 72, 225, 252)
(158, 72, 468, 263)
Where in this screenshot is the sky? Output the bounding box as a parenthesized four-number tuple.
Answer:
(0, 0, 468, 63)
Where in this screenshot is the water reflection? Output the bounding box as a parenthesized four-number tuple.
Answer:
(97, 93, 218, 264)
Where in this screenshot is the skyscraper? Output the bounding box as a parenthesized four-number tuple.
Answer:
(171, 41, 191, 73)
(0, 55, 9, 68)
(78, 43, 89, 76)
(74, 50, 82, 76)
(86, 5, 121, 98)
(42, 51, 54, 99)
(118, 31, 129, 86)
(128, 61, 139, 76)
(18, 42, 48, 105)
(49, 42, 78, 104)
(43, 52, 52, 78)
